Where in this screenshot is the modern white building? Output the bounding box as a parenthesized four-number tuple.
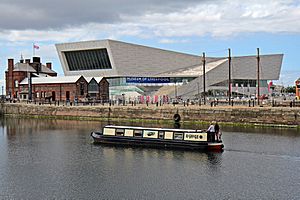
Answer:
(55, 39, 283, 99)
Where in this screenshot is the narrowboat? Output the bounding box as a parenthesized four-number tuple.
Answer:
(91, 125, 224, 151)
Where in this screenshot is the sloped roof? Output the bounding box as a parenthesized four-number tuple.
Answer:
(56, 40, 283, 81)
(57, 39, 219, 77)
(156, 58, 228, 77)
(12, 62, 57, 74)
(40, 65, 57, 74)
(173, 54, 283, 98)
(13, 63, 36, 72)
(20, 75, 83, 85)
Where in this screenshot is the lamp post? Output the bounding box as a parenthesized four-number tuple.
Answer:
(257, 48, 260, 106)
(228, 48, 232, 105)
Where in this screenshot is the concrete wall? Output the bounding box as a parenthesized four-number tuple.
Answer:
(1, 104, 299, 126)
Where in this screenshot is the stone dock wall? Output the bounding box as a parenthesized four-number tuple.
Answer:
(1, 103, 299, 126)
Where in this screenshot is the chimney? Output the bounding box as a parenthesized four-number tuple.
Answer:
(25, 59, 30, 64)
(32, 57, 41, 63)
(32, 57, 41, 75)
(8, 59, 14, 71)
(46, 62, 52, 69)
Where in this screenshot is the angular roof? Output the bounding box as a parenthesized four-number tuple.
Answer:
(13, 63, 36, 72)
(56, 40, 283, 82)
(156, 58, 228, 77)
(56, 39, 207, 77)
(20, 75, 83, 85)
(173, 54, 283, 97)
(12, 62, 57, 74)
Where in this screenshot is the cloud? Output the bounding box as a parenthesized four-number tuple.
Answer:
(0, 0, 299, 43)
(0, 0, 204, 30)
(159, 39, 189, 44)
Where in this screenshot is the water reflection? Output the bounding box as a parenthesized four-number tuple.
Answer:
(1, 117, 300, 199)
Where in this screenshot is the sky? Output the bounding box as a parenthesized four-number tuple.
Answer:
(1, 0, 299, 90)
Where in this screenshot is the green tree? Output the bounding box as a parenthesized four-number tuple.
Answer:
(285, 86, 296, 93)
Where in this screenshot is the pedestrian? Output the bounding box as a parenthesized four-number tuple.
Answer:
(207, 121, 216, 142)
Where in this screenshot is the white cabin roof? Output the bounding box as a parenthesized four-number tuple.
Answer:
(20, 75, 82, 85)
(104, 125, 201, 132)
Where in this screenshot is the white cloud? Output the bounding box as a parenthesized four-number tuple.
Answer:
(159, 39, 189, 44)
(0, 0, 299, 42)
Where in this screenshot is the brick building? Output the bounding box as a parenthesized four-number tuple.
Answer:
(5, 57, 57, 99)
(86, 77, 109, 102)
(6, 57, 109, 102)
(19, 76, 109, 102)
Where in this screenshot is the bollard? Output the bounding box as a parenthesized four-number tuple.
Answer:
(231, 101, 234, 106)
(252, 100, 255, 107)
(248, 100, 251, 107)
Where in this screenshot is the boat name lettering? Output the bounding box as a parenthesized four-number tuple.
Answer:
(185, 133, 202, 139)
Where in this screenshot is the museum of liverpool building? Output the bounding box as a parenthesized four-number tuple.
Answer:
(55, 39, 283, 101)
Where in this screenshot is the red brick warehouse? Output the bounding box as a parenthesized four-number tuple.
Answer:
(5, 57, 109, 102)
(5, 57, 57, 99)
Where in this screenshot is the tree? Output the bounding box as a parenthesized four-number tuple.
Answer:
(285, 86, 296, 93)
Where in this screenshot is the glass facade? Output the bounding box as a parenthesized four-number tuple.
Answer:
(64, 49, 112, 71)
(88, 79, 99, 93)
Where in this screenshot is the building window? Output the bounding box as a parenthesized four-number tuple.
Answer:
(88, 79, 99, 93)
(134, 130, 143, 137)
(64, 48, 112, 71)
(14, 80, 18, 88)
(174, 132, 183, 140)
(159, 131, 164, 139)
(116, 129, 124, 136)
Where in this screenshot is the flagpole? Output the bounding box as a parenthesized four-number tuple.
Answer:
(33, 43, 35, 56)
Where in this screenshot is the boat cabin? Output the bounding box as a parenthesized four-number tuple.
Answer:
(102, 125, 208, 142)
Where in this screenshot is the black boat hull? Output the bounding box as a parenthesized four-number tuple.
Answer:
(91, 132, 224, 151)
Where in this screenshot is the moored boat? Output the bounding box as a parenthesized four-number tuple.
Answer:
(91, 125, 224, 151)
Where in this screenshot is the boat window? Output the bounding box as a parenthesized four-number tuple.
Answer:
(174, 132, 183, 140)
(134, 130, 143, 137)
(159, 131, 164, 139)
(115, 129, 125, 136)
